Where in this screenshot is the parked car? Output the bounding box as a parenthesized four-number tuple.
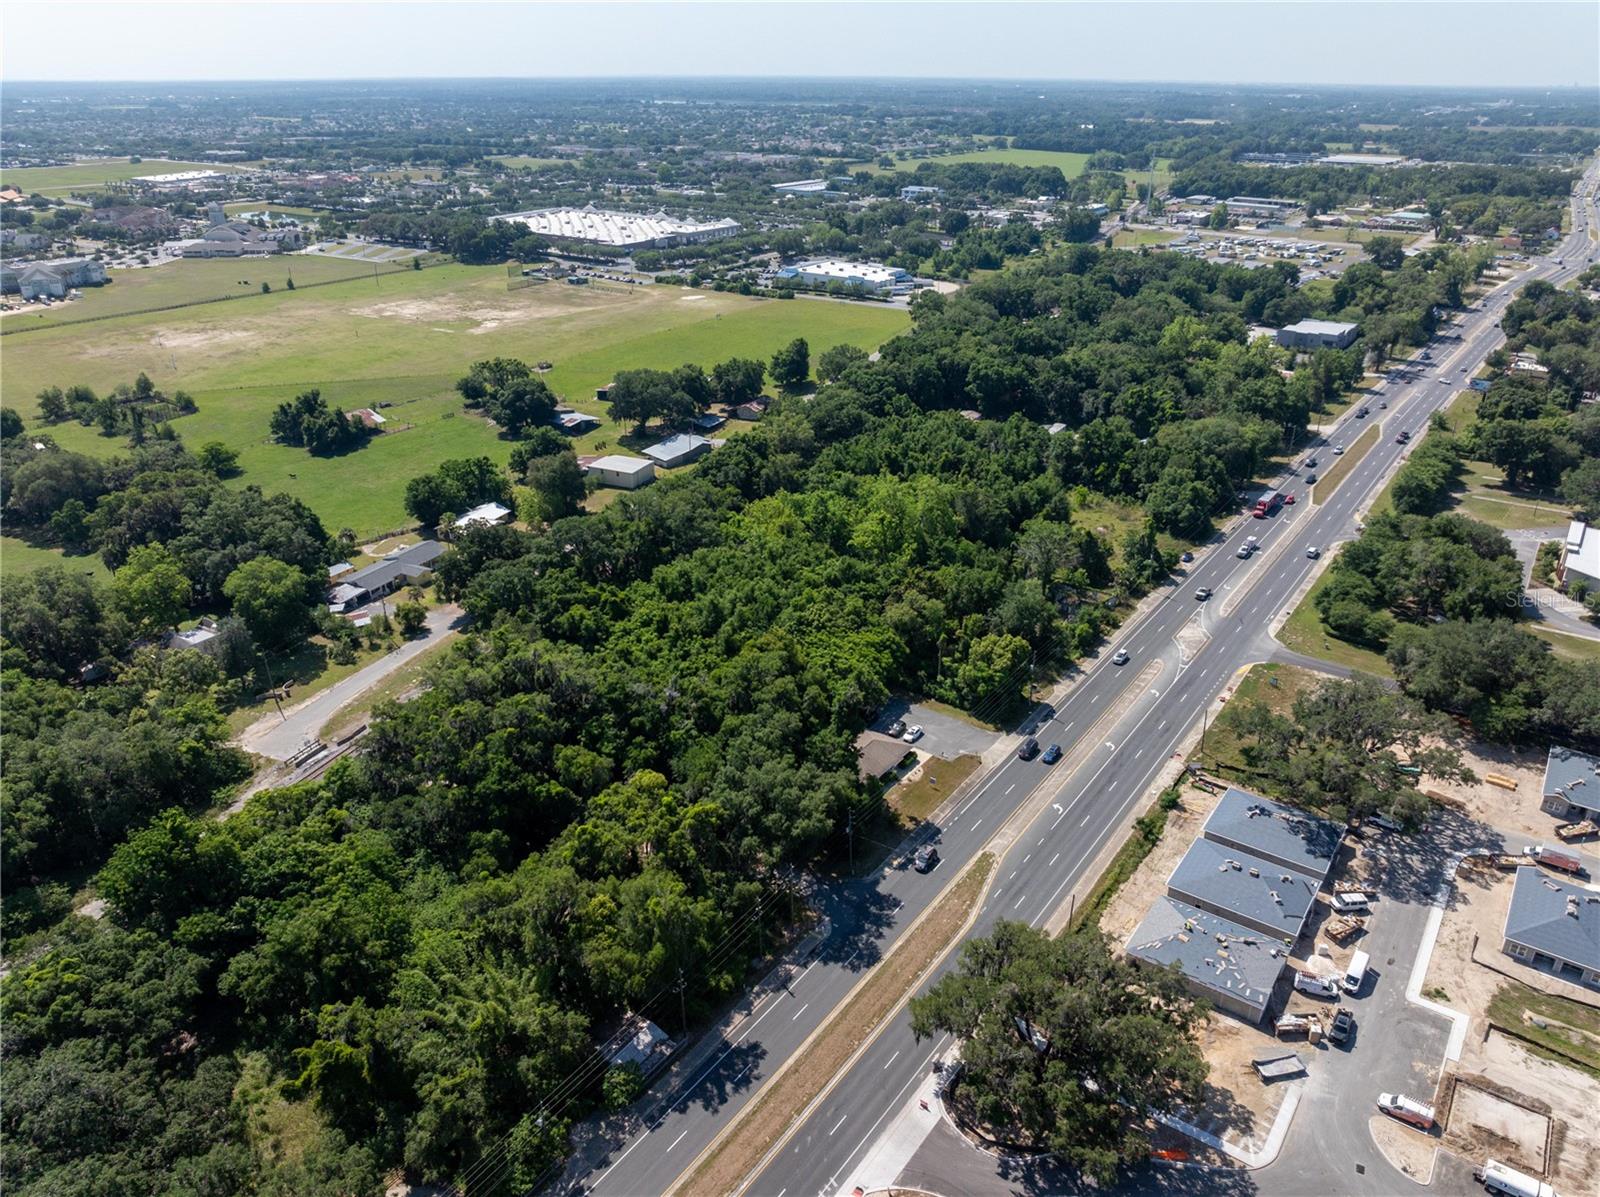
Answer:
(1041, 743, 1063, 765)
(913, 845, 939, 873)
(1377, 1093, 1435, 1130)
(1293, 970, 1339, 998)
(1331, 891, 1373, 914)
(901, 724, 924, 744)
(1180, 550, 1194, 563)
(1195, 586, 1212, 600)
(1112, 648, 1130, 665)
(1328, 1006, 1355, 1043)
(886, 719, 907, 738)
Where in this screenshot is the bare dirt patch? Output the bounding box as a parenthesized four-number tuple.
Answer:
(147, 325, 256, 352)
(1424, 742, 1555, 849)
(345, 291, 616, 332)
(1369, 1114, 1442, 1184)
(1449, 1082, 1550, 1172)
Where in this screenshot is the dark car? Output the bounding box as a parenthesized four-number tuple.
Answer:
(1017, 737, 1040, 761)
(886, 719, 906, 738)
(1328, 1006, 1354, 1044)
(1041, 743, 1063, 765)
(913, 845, 939, 873)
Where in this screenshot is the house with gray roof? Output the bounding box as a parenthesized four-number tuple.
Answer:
(1126, 897, 1289, 1021)
(1165, 837, 1320, 943)
(1203, 788, 1342, 883)
(328, 540, 444, 612)
(644, 433, 711, 469)
(1501, 867, 1600, 989)
(1540, 744, 1600, 822)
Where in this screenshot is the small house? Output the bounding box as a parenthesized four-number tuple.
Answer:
(643, 433, 711, 469)
(586, 454, 656, 490)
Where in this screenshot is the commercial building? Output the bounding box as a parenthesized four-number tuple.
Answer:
(1276, 319, 1359, 351)
(643, 433, 711, 469)
(133, 169, 228, 186)
(179, 220, 303, 258)
(493, 205, 740, 251)
(0, 257, 109, 299)
(1320, 153, 1406, 167)
(1126, 897, 1289, 1021)
(1557, 520, 1600, 592)
(1540, 743, 1600, 822)
(585, 454, 656, 490)
(1165, 837, 1321, 942)
(1225, 195, 1301, 220)
(773, 179, 829, 194)
(1501, 867, 1600, 989)
(327, 540, 444, 612)
(774, 258, 910, 293)
(1366, 209, 1432, 231)
(900, 185, 942, 201)
(1203, 789, 1342, 883)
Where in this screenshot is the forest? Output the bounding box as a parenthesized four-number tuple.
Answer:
(0, 238, 1510, 1194)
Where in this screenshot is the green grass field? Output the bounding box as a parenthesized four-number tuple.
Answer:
(848, 147, 1092, 178)
(1276, 569, 1395, 677)
(5, 268, 908, 538)
(0, 536, 112, 582)
(489, 155, 568, 170)
(1111, 229, 1178, 248)
(1, 255, 412, 329)
(2, 158, 253, 196)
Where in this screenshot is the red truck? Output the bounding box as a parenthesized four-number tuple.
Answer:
(1252, 490, 1284, 518)
(1523, 844, 1585, 876)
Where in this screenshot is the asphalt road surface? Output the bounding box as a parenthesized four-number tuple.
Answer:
(560, 160, 1600, 1197)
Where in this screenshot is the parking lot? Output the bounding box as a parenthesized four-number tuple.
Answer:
(871, 700, 1001, 762)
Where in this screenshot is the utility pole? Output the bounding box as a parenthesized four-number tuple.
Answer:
(846, 808, 855, 874)
(676, 968, 687, 1035)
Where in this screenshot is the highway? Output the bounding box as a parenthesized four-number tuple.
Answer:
(744, 159, 1600, 1197)
(560, 160, 1599, 1197)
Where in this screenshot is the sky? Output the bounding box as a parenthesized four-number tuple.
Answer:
(4, 1, 1597, 88)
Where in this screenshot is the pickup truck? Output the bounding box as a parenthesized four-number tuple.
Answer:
(1377, 1092, 1436, 1130)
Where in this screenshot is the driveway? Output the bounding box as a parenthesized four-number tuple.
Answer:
(238, 603, 465, 760)
(874, 700, 1003, 761)
(1506, 526, 1600, 641)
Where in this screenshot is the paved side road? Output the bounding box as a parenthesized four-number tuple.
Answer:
(237, 602, 464, 760)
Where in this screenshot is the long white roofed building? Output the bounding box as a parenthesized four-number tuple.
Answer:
(493, 204, 740, 250)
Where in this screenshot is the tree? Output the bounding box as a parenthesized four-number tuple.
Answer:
(1207, 203, 1230, 230)
(0, 566, 124, 679)
(394, 601, 427, 637)
(1218, 674, 1473, 824)
(1562, 457, 1600, 521)
(36, 386, 68, 423)
(222, 558, 313, 649)
(523, 449, 586, 524)
(910, 923, 1207, 1185)
(769, 337, 810, 389)
(1365, 235, 1406, 270)
(404, 457, 511, 528)
(1, 406, 24, 440)
(112, 544, 191, 636)
(196, 441, 241, 478)
(486, 375, 557, 438)
(711, 357, 766, 407)
(815, 344, 868, 384)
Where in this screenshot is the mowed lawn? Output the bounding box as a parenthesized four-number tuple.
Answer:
(850, 147, 1092, 177)
(1, 254, 413, 328)
(4, 267, 908, 537)
(1, 535, 112, 581)
(2, 158, 254, 196)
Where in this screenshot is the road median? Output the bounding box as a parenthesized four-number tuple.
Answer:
(668, 852, 996, 1197)
(1311, 423, 1380, 504)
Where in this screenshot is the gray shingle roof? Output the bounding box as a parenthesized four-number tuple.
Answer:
(1505, 867, 1600, 970)
(1542, 745, 1600, 815)
(343, 540, 443, 592)
(1166, 838, 1319, 940)
(1125, 897, 1287, 1016)
(1204, 788, 1342, 881)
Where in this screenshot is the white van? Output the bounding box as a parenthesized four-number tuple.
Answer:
(1477, 1158, 1557, 1197)
(1342, 949, 1370, 995)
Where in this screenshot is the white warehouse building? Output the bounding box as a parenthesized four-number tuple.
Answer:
(774, 258, 910, 293)
(493, 204, 741, 250)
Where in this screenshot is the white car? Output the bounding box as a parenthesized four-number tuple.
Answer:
(1112, 649, 1130, 666)
(1333, 445, 1345, 455)
(901, 724, 924, 744)
(1306, 546, 1321, 559)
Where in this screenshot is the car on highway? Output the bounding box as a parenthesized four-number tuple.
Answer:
(913, 844, 939, 873)
(1304, 456, 1318, 468)
(1112, 648, 1130, 665)
(1305, 471, 1317, 484)
(1283, 492, 1295, 504)
(1438, 376, 1451, 384)
(1333, 444, 1345, 455)
(1378, 400, 1387, 409)
(1307, 545, 1321, 558)
(1041, 743, 1062, 765)
(1195, 586, 1212, 600)
(1395, 430, 1410, 444)
(1017, 736, 1040, 761)
(1355, 406, 1369, 418)
(901, 724, 924, 744)
(886, 719, 906, 738)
